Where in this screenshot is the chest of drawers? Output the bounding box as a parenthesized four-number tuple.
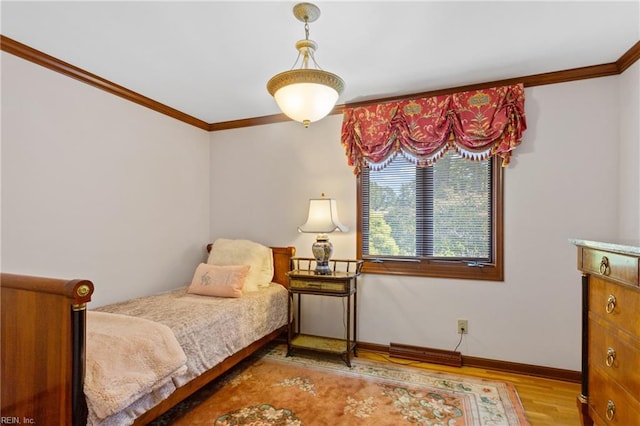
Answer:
(572, 240, 640, 426)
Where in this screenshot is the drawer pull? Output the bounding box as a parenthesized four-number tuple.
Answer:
(605, 347, 616, 367)
(599, 256, 611, 276)
(606, 294, 617, 314)
(606, 400, 615, 420)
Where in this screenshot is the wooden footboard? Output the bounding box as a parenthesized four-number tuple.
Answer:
(1, 273, 94, 426)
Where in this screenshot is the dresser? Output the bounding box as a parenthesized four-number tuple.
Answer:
(571, 239, 640, 426)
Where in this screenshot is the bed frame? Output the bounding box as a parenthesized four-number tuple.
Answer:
(0, 245, 295, 425)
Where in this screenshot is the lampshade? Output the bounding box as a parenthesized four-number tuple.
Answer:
(298, 197, 348, 234)
(267, 3, 345, 128)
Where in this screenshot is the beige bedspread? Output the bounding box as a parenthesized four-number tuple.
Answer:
(85, 311, 187, 423)
(92, 283, 288, 425)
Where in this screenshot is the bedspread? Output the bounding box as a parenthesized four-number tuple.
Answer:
(95, 283, 289, 386)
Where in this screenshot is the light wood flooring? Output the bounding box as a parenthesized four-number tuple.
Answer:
(358, 349, 581, 426)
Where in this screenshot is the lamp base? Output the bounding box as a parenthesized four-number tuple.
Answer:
(312, 234, 333, 275)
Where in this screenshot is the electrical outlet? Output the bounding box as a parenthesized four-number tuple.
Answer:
(457, 319, 468, 334)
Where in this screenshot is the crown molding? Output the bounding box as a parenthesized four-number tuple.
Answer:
(2, 34, 638, 132)
(617, 40, 640, 73)
(341, 63, 620, 110)
(0, 35, 209, 131)
(208, 43, 637, 131)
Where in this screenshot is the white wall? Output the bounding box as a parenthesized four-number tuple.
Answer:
(2, 47, 636, 370)
(1, 53, 211, 307)
(210, 76, 628, 371)
(618, 60, 640, 239)
(208, 117, 356, 254)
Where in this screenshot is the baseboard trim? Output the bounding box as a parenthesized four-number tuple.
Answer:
(357, 341, 581, 383)
(389, 342, 462, 367)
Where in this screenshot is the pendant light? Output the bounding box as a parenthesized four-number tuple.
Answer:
(267, 3, 345, 128)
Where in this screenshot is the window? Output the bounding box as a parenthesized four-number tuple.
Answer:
(358, 151, 503, 280)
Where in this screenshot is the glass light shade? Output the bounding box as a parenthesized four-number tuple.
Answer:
(268, 68, 344, 127)
(298, 198, 348, 234)
(274, 82, 338, 125)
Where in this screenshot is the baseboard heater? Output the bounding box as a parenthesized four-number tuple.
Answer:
(389, 342, 462, 367)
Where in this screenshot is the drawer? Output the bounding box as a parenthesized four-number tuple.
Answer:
(588, 315, 640, 398)
(289, 278, 352, 293)
(580, 247, 639, 287)
(589, 276, 640, 338)
(589, 367, 640, 425)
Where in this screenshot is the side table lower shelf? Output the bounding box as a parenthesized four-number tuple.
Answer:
(287, 334, 357, 367)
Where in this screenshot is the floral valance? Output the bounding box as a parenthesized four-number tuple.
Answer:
(341, 83, 527, 175)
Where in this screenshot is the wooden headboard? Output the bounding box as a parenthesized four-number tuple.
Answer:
(205, 244, 296, 287)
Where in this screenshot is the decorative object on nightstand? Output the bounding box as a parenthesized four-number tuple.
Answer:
(287, 257, 363, 367)
(266, 2, 345, 127)
(298, 194, 347, 275)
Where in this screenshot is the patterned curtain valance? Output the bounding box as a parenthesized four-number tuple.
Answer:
(341, 83, 527, 175)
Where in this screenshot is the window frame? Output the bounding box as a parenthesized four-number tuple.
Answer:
(356, 156, 504, 281)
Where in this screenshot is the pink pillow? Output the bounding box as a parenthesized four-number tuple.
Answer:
(187, 263, 250, 298)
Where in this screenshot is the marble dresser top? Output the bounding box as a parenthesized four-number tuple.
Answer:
(569, 238, 640, 256)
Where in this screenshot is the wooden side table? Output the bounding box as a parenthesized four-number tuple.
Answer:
(286, 258, 363, 367)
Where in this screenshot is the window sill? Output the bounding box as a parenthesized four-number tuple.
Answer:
(361, 259, 504, 281)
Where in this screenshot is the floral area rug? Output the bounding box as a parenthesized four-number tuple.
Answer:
(151, 344, 530, 425)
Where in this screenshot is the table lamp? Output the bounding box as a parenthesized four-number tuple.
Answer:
(298, 194, 348, 274)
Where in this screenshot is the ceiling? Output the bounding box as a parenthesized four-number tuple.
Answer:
(2, 1, 639, 126)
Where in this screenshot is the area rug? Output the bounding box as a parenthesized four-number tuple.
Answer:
(151, 344, 530, 425)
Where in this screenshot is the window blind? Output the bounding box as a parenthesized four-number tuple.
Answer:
(362, 151, 492, 261)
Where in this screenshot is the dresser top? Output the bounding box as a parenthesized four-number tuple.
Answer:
(569, 238, 640, 256)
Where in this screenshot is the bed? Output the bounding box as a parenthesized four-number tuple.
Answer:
(1, 240, 295, 425)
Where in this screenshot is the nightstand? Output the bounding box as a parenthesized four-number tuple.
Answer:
(286, 258, 363, 367)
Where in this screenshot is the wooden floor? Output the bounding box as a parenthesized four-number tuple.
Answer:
(358, 349, 581, 426)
